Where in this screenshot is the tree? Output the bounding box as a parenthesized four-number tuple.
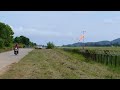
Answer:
(14, 37, 21, 43)
(14, 36, 30, 45)
(0, 38, 4, 48)
(14, 35, 36, 48)
(4, 24, 14, 47)
(0, 22, 14, 48)
(46, 42, 55, 49)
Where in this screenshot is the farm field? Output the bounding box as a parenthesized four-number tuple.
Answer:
(61, 46, 120, 51)
(61, 47, 120, 67)
(0, 48, 120, 79)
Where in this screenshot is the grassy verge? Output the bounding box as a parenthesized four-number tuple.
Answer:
(0, 47, 13, 53)
(0, 48, 120, 79)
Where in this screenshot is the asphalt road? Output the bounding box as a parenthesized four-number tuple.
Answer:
(0, 48, 33, 72)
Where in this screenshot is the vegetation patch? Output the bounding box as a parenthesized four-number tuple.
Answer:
(0, 49, 120, 79)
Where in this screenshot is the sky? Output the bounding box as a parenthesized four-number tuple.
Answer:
(0, 11, 120, 46)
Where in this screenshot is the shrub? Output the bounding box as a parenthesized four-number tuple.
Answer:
(46, 42, 55, 49)
(0, 38, 4, 48)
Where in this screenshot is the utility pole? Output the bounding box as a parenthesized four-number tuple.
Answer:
(82, 31, 86, 49)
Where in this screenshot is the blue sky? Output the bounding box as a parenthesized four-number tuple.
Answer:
(0, 11, 120, 46)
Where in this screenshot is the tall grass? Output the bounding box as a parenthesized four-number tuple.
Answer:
(0, 47, 13, 53)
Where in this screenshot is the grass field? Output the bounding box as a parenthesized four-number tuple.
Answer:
(61, 46, 120, 51)
(0, 48, 120, 79)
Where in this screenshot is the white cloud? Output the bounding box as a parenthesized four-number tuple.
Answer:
(12, 26, 76, 44)
(10, 25, 14, 29)
(78, 11, 92, 14)
(103, 16, 120, 24)
(12, 27, 79, 45)
(104, 19, 113, 24)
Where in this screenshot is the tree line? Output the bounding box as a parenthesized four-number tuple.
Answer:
(0, 21, 37, 49)
(14, 36, 37, 48)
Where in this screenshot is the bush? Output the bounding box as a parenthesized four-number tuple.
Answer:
(46, 42, 55, 49)
(0, 38, 4, 48)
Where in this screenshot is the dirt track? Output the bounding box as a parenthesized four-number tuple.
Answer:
(0, 48, 33, 73)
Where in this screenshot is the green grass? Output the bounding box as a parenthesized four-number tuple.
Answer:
(0, 47, 13, 53)
(1, 48, 120, 79)
(61, 46, 120, 51)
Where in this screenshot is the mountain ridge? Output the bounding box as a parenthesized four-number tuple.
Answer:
(62, 38, 120, 47)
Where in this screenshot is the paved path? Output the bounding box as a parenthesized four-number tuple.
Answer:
(0, 48, 33, 72)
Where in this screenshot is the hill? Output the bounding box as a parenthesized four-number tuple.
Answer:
(63, 38, 120, 47)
